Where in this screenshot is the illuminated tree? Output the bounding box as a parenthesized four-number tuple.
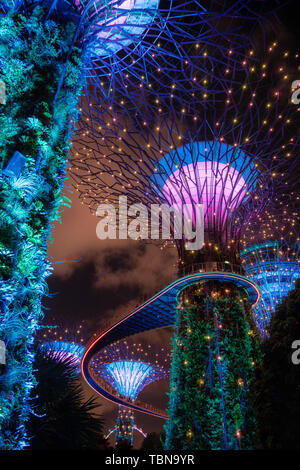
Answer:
(41, 341, 84, 370)
(40, 321, 87, 370)
(241, 196, 300, 336)
(89, 340, 169, 447)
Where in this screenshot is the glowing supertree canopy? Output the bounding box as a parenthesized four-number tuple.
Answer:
(42, 341, 85, 368)
(38, 342, 84, 380)
(72, 43, 300, 264)
(39, 322, 87, 369)
(105, 361, 153, 400)
(151, 140, 256, 234)
(104, 360, 154, 446)
(89, 340, 169, 446)
(241, 196, 300, 336)
(93, 341, 168, 399)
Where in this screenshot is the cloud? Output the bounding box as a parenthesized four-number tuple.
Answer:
(46, 186, 177, 338)
(49, 185, 177, 301)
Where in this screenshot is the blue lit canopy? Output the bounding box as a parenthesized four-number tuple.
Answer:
(241, 195, 300, 335)
(88, 340, 170, 408)
(42, 341, 85, 367)
(241, 241, 300, 335)
(105, 360, 153, 400)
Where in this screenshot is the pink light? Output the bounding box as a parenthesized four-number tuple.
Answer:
(162, 161, 247, 229)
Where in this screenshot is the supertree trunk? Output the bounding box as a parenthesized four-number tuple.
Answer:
(0, 6, 83, 448)
(115, 406, 135, 448)
(165, 281, 261, 450)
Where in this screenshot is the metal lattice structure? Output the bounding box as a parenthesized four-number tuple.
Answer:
(89, 339, 169, 446)
(71, 43, 300, 264)
(77, 0, 283, 103)
(39, 322, 87, 369)
(75, 0, 162, 58)
(241, 196, 300, 336)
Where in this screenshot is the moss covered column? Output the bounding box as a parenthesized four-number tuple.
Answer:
(165, 280, 261, 450)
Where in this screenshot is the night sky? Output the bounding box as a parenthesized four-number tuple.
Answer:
(44, 0, 299, 448)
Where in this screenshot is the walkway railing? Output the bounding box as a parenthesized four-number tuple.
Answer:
(89, 368, 167, 417)
(177, 262, 244, 278)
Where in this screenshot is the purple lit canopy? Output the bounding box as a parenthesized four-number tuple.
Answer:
(151, 141, 256, 232)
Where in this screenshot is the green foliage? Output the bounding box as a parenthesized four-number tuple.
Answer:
(28, 348, 108, 450)
(0, 6, 84, 449)
(165, 281, 261, 450)
(254, 279, 300, 449)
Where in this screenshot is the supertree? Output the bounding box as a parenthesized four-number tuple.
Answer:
(0, 0, 180, 449)
(89, 339, 169, 447)
(72, 19, 300, 448)
(40, 321, 87, 370)
(241, 195, 300, 337)
(0, 0, 283, 449)
(42, 341, 85, 368)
